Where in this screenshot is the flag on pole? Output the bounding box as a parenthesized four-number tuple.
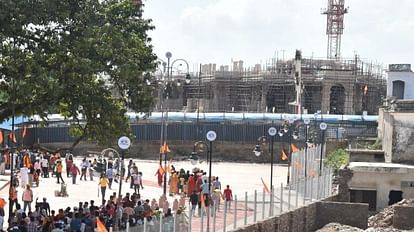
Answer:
(8, 133, 16, 143)
(160, 143, 171, 154)
(0, 130, 3, 144)
(260, 177, 270, 193)
(22, 126, 27, 138)
(158, 165, 164, 176)
(96, 217, 108, 232)
(291, 144, 300, 153)
(281, 149, 288, 161)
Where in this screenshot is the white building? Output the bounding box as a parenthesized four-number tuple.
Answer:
(387, 64, 414, 100)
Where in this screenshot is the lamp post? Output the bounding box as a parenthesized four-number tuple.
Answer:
(253, 127, 277, 191)
(8, 77, 15, 225)
(189, 130, 217, 232)
(303, 118, 311, 179)
(319, 122, 328, 174)
(116, 136, 130, 230)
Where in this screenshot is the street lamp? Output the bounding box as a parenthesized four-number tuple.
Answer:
(8, 77, 16, 226)
(252, 127, 277, 190)
(189, 130, 217, 232)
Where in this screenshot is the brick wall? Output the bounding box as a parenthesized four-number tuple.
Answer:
(393, 206, 414, 230)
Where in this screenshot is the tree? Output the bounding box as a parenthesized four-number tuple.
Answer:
(324, 148, 349, 173)
(0, 0, 157, 148)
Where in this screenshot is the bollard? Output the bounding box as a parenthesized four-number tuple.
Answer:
(173, 212, 177, 232)
(223, 200, 227, 232)
(254, 190, 257, 223)
(244, 192, 248, 225)
(201, 210, 204, 232)
(280, 183, 284, 214)
(288, 183, 292, 210)
(261, 189, 265, 220)
(143, 217, 147, 232)
(213, 203, 217, 232)
(233, 195, 237, 229)
(188, 210, 192, 232)
(109, 227, 113, 232)
(126, 222, 130, 232)
(159, 214, 163, 232)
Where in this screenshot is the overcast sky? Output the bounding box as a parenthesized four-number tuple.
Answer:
(144, 0, 414, 71)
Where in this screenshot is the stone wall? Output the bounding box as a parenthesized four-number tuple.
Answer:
(393, 206, 414, 230)
(234, 198, 368, 232)
(316, 202, 368, 230)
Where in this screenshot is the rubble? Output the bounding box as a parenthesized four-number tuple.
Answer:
(368, 199, 414, 228)
(316, 223, 363, 232)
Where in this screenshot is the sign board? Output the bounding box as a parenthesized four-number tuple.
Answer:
(118, 136, 131, 150)
(268, 127, 277, 136)
(319, 122, 328, 130)
(206, 131, 217, 142)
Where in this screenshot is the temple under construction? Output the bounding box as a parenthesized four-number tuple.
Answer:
(155, 52, 386, 116)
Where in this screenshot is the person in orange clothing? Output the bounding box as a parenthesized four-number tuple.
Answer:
(55, 161, 65, 184)
(154, 166, 163, 187)
(23, 152, 32, 168)
(171, 172, 179, 195)
(187, 174, 195, 197)
(9, 182, 18, 211)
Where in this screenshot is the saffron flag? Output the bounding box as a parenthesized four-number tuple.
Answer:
(260, 177, 270, 193)
(8, 133, 16, 143)
(291, 144, 300, 153)
(281, 150, 288, 161)
(0, 130, 3, 144)
(160, 143, 171, 154)
(158, 165, 165, 176)
(96, 217, 108, 232)
(22, 126, 27, 138)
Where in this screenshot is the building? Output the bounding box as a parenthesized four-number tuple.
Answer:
(345, 64, 414, 211)
(156, 52, 386, 116)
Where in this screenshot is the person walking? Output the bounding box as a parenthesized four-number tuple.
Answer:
(55, 161, 65, 184)
(65, 155, 73, 178)
(22, 184, 33, 213)
(223, 185, 233, 212)
(70, 163, 80, 184)
(40, 155, 49, 178)
(9, 182, 18, 212)
(98, 174, 109, 205)
(88, 160, 94, 181)
(189, 191, 199, 217)
(106, 167, 114, 189)
(80, 158, 88, 181)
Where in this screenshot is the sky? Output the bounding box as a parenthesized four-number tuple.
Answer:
(144, 0, 414, 71)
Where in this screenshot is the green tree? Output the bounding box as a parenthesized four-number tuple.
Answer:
(325, 148, 349, 172)
(0, 0, 157, 148)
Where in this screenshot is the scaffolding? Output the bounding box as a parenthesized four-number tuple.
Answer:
(155, 53, 386, 116)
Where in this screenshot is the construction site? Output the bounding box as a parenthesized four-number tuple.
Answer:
(154, 0, 387, 116)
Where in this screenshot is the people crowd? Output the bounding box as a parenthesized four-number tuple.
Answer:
(0, 149, 234, 232)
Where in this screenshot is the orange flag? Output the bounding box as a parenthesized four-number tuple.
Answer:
(160, 143, 171, 154)
(0, 130, 3, 144)
(260, 177, 270, 193)
(22, 126, 27, 138)
(8, 133, 16, 143)
(96, 217, 108, 232)
(159, 144, 164, 154)
(158, 165, 164, 176)
(281, 150, 288, 161)
(291, 144, 300, 153)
